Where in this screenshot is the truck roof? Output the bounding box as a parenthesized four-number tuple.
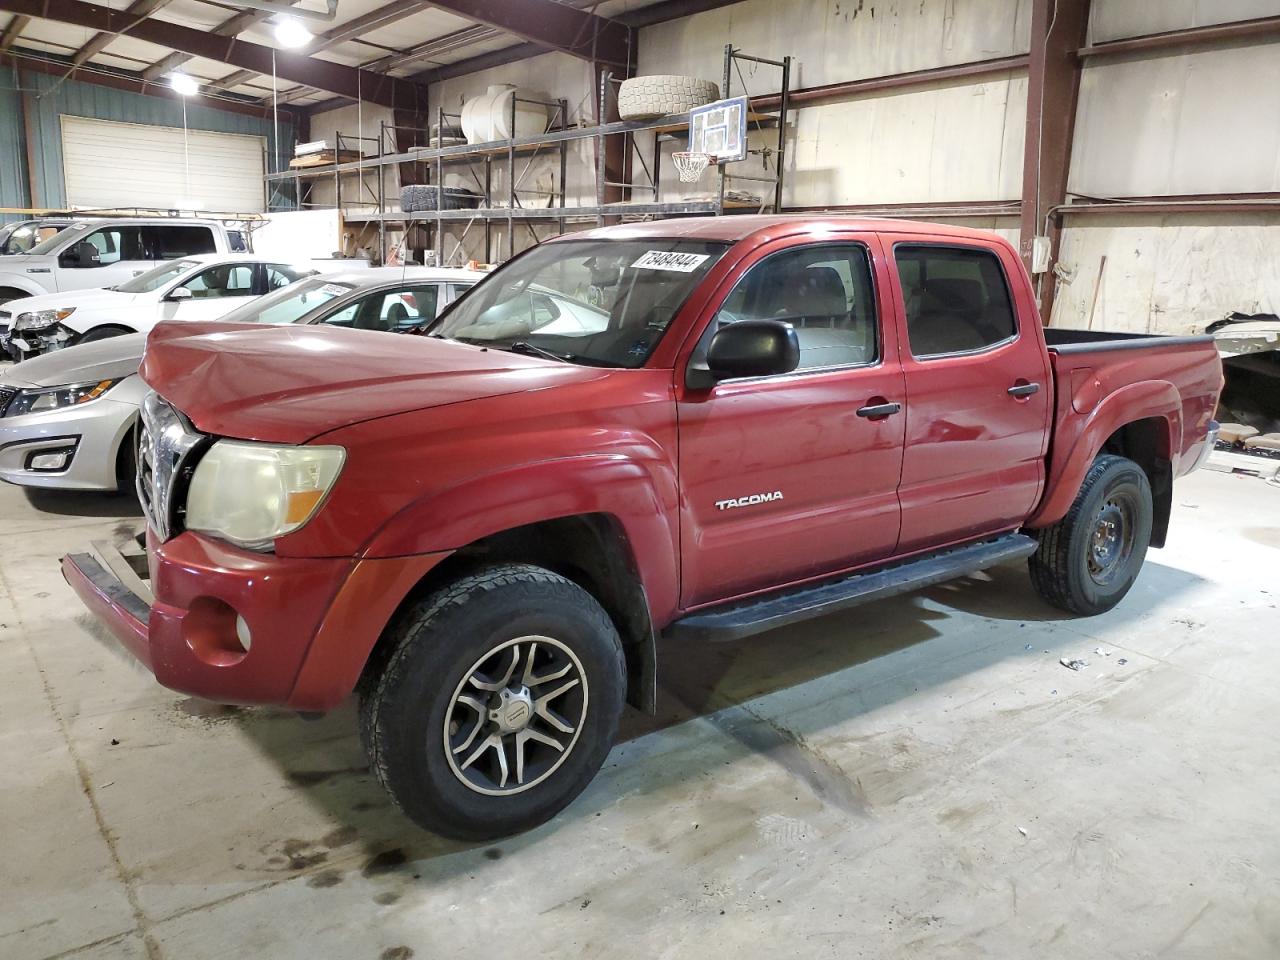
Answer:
(564, 214, 1004, 245)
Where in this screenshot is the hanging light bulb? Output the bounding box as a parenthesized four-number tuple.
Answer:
(169, 72, 199, 96)
(273, 16, 313, 49)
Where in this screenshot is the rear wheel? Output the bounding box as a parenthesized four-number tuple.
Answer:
(359, 564, 625, 840)
(1029, 454, 1153, 615)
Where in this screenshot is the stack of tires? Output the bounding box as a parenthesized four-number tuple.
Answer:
(400, 185, 484, 213)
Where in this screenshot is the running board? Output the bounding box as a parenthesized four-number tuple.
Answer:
(666, 533, 1038, 643)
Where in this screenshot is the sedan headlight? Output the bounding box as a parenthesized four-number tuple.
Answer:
(184, 441, 346, 550)
(14, 307, 75, 331)
(4, 378, 123, 417)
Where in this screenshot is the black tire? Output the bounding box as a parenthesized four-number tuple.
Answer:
(1029, 454, 1153, 615)
(76, 326, 133, 345)
(114, 421, 138, 497)
(359, 563, 626, 840)
(0, 287, 29, 307)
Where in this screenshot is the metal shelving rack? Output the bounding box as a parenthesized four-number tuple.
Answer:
(264, 46, 792, 265)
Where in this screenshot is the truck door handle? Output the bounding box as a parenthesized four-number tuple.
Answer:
(1007, 382, 1040, 398)
(856, 401, 902, 419)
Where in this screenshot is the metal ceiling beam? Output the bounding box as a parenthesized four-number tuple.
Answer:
(140, 5, 286, 81)
(0, 0, 428, 107)
(207, 0, 432, 94)
(411, 39, 546, 85)
(421, 0, 631, 67)
(406, 0, 748, 88)
(71, 0, 171, 66)
(0, 13, 27, 51)
(619, 0, 750, 28)
(0, 46, 305, 120)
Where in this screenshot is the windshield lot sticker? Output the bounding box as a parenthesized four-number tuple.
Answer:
(631, 250, 710, 272)
(320, 283, 349, 296)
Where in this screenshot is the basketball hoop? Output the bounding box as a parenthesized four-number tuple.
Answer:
(672, 151, 714, 183)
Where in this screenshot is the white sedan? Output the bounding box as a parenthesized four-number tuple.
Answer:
(0, 266, 483, 491)
(0, 254, 317, 361)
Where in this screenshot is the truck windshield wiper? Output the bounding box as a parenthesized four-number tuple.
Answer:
(507, 340, 574, 363)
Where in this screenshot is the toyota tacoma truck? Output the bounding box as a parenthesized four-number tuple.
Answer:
(62, 216, 1223, 840)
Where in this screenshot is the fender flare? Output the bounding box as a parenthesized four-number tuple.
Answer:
(1028, 379, 1180, 528)
(361, 453, 681, 625)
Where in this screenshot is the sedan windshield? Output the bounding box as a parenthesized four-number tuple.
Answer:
(431, 239, 728, 367)
(217, 276, 354, 325)
(114, 259, 199, 293)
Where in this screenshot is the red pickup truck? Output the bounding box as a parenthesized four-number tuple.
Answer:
(63, 216, 1222, 839)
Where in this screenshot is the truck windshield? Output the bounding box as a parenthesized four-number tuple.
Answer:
(114, 259, 199, 293)
(431, 239, 729, 367)
(217, 276, 355, 325)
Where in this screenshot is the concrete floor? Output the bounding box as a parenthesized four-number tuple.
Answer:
(2, 467, 1278, 960)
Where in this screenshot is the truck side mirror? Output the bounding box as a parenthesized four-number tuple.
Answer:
(60, 241, 101, 268)
(686, 319, 800, 390)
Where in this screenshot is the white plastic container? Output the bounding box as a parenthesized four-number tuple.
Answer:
(461, 84, 549, 144)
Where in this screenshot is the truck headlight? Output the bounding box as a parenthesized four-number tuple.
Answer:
(184, 441, 346, 550)
(14, 307, 75, 331)
(5, 378, 123, 417)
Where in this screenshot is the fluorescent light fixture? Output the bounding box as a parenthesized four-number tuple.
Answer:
(169, 72, 198, 96)
(273, 17, 313, 49)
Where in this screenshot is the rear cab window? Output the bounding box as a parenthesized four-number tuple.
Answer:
(894, 245, 1017, 358)
(145, 225, 217, 259)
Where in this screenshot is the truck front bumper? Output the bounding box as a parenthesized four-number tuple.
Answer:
(62, 531, 449, 712)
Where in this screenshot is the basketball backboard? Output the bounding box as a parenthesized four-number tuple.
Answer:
(687, 96, 748, 163)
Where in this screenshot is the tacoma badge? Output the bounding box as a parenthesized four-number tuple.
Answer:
(715, 491, 784, 511)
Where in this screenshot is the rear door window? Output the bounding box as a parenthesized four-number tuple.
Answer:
(263, 264, 312, 291)
(314, 285, 441, 332)
(894, 245, 1017, 357)
(144, 225, 218, 259)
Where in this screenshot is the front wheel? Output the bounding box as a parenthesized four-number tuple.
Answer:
(359, 564, 625, 840)
(1029, 454, 1153, 615)
(76, 326, 133, 345)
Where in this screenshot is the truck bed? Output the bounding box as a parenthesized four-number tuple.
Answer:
(1030, 326, 1223, 531)
(1043, 327, 1215, 354)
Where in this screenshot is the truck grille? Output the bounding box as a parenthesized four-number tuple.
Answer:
(137, 392, 207, 540)
(0, 385, 15, 416)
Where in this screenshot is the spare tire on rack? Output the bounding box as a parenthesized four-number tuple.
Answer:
(617, 75, 720, 120)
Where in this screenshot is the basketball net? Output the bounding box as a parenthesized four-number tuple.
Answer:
(672, 152, 714, 183)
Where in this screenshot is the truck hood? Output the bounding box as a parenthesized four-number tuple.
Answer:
(0, 332, 145, 388)
(140, 321, 608, 443)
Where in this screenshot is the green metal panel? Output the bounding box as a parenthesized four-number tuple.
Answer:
(19, 70, 296, 211)
(0, 65, 32, 223)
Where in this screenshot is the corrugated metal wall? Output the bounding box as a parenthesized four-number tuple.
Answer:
(0, 69, 295, 213)
(0, 65, 31, 223)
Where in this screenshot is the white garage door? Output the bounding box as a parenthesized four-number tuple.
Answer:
(61, 115, 266, 214)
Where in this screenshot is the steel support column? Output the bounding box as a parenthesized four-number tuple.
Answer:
(1020, 0, 1092, 324)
